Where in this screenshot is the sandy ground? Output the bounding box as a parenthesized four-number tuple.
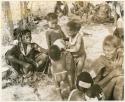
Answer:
(1, 17, 115, 101)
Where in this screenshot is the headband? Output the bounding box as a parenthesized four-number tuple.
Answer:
(79, 81, 91, 89)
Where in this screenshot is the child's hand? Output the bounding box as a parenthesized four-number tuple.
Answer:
(23, 63, 32, 69)
(23, 63, 32, 74)
(66, 42, 70, 48)
(66, 49, 71, 52)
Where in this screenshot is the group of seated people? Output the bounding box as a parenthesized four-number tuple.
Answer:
(3, 11, 124, 100)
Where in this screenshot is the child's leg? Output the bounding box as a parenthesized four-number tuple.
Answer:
(76, 54, 86, 77)
(53, 73, 61, 92)
(54, 72, 70, 100)
(61, 71, 72, 90)
(60, 81, 70, 100)
(67, 74, 73, 89)
(73, 55, 86, 86)
(55, 81, 62, 99)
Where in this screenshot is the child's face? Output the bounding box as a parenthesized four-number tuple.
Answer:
(22, 33, 31, 44)
(103, 45, 116, 60)
(67, 26, 77, 37)
(48, 19, 58, 28)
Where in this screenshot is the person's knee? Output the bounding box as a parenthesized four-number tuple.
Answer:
(36, 53, 48, 63)
(40, 53, 48, 61)
(5, 55, 13, 63)
(43, 54, 48, 60)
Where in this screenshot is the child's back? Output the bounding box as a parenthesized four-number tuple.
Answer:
(46, 25, 65, 48)
(49, 45, 75, 99)
(46, 13, 66, 48)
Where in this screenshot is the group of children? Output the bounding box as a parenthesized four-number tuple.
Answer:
(68, 26, 124, 100)
(3, 7, 124, 100)
(45, 12, 86, 99)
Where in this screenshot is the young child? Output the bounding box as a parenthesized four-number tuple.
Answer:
(5, 29, 48, 79)
(66, 21, 86, 82)
(46, 13, 66, 48)
(89, 35, 124, 100)
(48, 44, 75, 99)
(68, 72, 94, 101)
(85, 84, 105, 100)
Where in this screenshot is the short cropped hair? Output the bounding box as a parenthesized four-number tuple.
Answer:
(103, 35, 121, 48)
(16, 29, 31, 41)
(67, 21, 81, 32)
(46, 13, 58, 21)
(21, 29, 31, 35)
(48, 45, 61, 61)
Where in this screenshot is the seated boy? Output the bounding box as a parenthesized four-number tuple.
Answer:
(68, 72, 94, 101)
(5, 29, 48, 80)
(46, 13, 66, 49)
(85, 84, 105, 100)
(89, 35, 124, 100)
(66, 21, 86, 83)
(48, 44, 75, 99)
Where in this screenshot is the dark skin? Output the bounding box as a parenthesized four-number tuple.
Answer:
(6, 33, 32, 75)
(6, 53, 32, 74)
(7, 32, 48, 76)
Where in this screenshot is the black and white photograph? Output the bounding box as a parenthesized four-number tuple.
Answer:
(1, 0, 124, 101)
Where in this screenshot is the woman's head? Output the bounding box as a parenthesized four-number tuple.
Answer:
(103, 35, 120, 59)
